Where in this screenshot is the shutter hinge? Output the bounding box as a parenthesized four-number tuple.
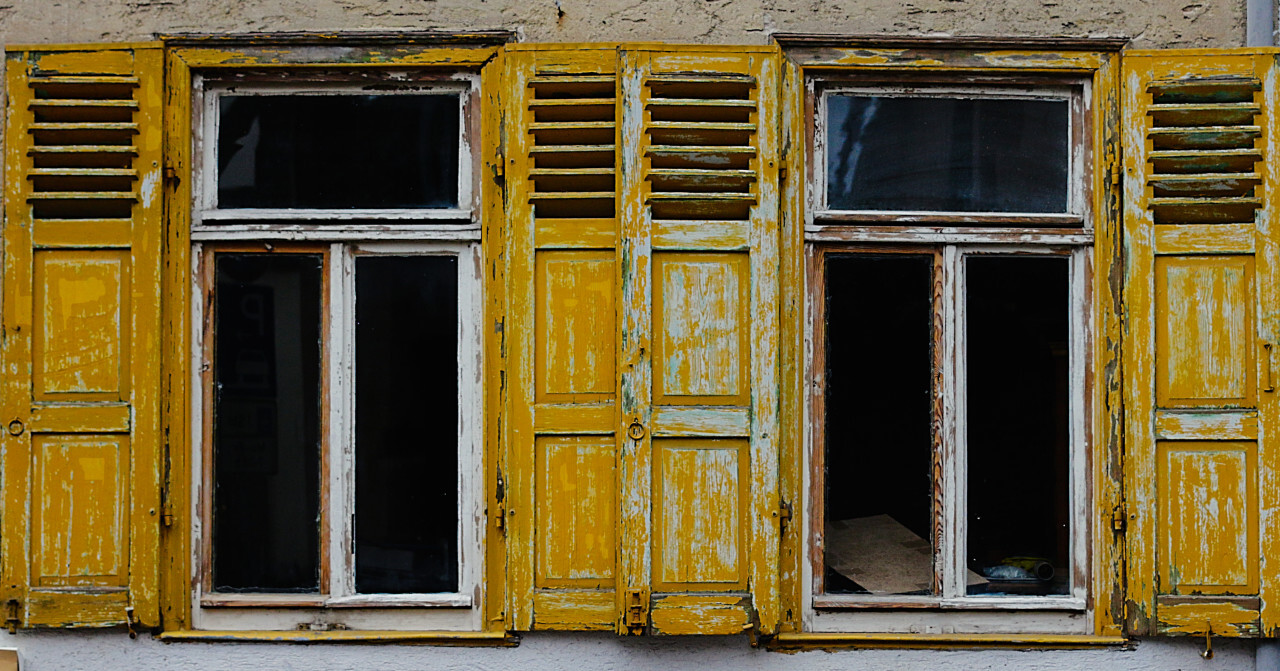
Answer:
(4, 599, 20, 634)
(625, 588, 648, 632)
(1110, 163, 1121, 188)
(777, 498, 793, 534)
(779, 144, 789, 182)
(163, 165, 181, 188)
(494, 470, 506, 532)
(491, 154, 506, 184)
(160, 434, 174, 528)
(1111, 504, 1126, 533)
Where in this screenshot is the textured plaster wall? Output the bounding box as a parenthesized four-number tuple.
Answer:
(0, 631, 1267, 671)
(0, 0, 1249, 48)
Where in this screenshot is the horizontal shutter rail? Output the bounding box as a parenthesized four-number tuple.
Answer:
(1144, 74, 1263, 225)
(29, 75, 139, 85)
(26, 191, 138, 201)
(28, 168, 137, 177)
(28, 99, 138, 109)
(528, 191, 616, 201)
(647, 192, 756, 201)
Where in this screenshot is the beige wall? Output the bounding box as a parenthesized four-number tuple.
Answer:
(0, 0, 1247, 49)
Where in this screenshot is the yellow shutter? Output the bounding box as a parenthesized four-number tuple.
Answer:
(1, 43, 163, 629)
(505, 44, 781, 635)
(1122, 49, 1279, 638)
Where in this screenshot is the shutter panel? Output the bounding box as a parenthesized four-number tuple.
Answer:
(506, 47, 622, 632)
(618, 47, 780, 636)
(1, 44, 163, 629)
(506, 45, 781, 635)
(1122, 50, 1278, 638)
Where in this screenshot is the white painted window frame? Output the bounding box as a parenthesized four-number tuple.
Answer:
(188, 76, 485, 632)
(802, 81, 1095, 634)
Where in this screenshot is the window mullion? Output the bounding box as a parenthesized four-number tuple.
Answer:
(940, 244, 965, 600)
(328, 242, 356, 600)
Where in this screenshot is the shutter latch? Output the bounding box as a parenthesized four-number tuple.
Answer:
(4, 599, 20, 634)
(625, 588, 648, 632)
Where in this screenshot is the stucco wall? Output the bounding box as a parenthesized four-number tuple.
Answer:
(0, 631, 1270, 671)
(0, 0, 1249, 49)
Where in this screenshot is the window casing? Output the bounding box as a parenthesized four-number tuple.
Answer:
(188, 73, 485, 631)
(803, 76, 1097, 634)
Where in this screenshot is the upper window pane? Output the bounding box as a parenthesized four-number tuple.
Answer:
(217, 94, 460, 209)
(825, 94, 1069, 214)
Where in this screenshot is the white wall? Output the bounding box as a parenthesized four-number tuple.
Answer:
(0, 631, 1265, 671)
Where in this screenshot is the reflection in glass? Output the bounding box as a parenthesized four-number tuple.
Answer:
(355, 256, 459, 593)
(965, 255, 1070, 596)
(212, 253, 323, 592)
(218, 94, 460, 209)
(826, 94, 1069, 213)
(823, 254, 935, 595)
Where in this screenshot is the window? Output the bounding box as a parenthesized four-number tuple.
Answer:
(189, 74, 484, 631)
(804, 77, 1096, 633)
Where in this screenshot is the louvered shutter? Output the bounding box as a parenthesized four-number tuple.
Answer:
(505, 45, 781, 635)
(506, 46, 623, 632)
(1, 44, 163, 628)
(1122, 50, 1279, 638)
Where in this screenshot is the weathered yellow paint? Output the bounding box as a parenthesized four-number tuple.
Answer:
(1122, 49, 1278, 638)
(535, 251, 616, 401)
(536, 436, 616, 588)
(32, 435, 128, 587)
(1157, 441, 1258, 593)
(33, 250, 129, 399)
(652, 440, 748, 589)
(170, 46, 498, 69)
(648, 595, 750, 635)
(2, 43, 163, 629)
(653, 253, 750, 405)
(1155, 256, 1256, 407)
(507, 46, 780, 635)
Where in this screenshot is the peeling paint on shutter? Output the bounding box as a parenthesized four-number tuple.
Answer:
(1123, 49, 1280, 639)
(1, 43, 163, 629)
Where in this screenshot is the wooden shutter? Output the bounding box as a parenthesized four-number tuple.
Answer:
(505, 45, 781, 635)
(1122, 50, 1279, 638)
(1, 44, 163, 629)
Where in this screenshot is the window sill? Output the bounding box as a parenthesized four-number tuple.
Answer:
(768, 632, 1129, 650)
(156, 629, 518, 645)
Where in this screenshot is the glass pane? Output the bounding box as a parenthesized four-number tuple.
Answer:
(218, 94, 460, 209)
(212, 253, 323, 593)
(965, 255, 1071, 596)
(355, 255, 459, 594)
(823, 254, 936, 595)
(826, 94, 1069, 213)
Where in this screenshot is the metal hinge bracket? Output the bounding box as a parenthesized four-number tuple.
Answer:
(1111, 504, 1126, 533)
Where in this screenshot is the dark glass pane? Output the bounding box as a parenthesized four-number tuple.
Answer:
(355, 256, 459, 593)
(218, 95, 460, 209)
(965, 256, 1070, 596)
(826, 95, 1069, 213)
(823, 254, 935, 595)
(212, 253, 323, 592)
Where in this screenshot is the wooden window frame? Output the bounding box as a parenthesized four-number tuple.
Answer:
(787, 44, 1120, 636)
(187, 74, 486, 632)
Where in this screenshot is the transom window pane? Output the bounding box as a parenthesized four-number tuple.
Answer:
(217, 94, 461, 209)
(825, 94, 1070, 214)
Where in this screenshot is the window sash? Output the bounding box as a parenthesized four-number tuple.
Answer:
(192, 77, 479, 236)
(810, 83, 1090, 228)
(807, 243, 1090, 613)
(190, 241, 483, 627)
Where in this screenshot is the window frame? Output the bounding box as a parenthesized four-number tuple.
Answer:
(790, 47, 1118, 636)
(185, 69, 486, 632)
